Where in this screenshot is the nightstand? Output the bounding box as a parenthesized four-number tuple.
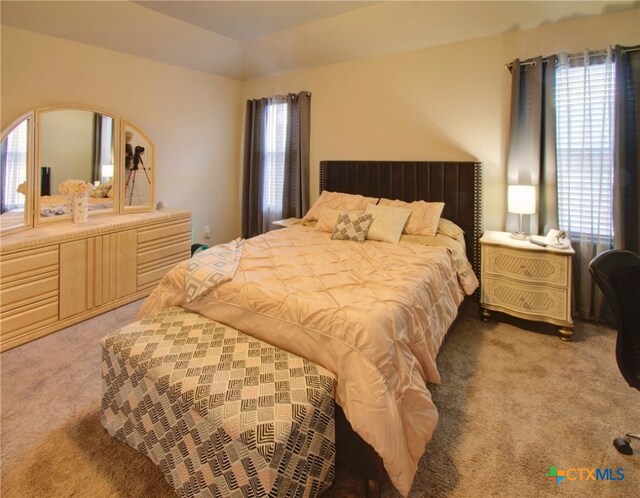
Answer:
(480, 230, 575, 341)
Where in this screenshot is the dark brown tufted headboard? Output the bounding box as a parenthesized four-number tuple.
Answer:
(319, 160, 483, 278)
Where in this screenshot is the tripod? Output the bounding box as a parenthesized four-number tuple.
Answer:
(125, 153, 150, 205)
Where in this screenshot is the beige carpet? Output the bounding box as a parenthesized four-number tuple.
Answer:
(1, 299, 638, 497)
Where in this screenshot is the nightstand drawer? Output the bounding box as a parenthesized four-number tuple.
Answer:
(483, 245, 569, 286)
(482, 275, 570, 322)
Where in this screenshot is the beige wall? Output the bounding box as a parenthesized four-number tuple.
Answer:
(241, 8, 639, 232)
(39, 110, 94, 189)
(1, 26, 242, 244)
(3, 8, 637, 240)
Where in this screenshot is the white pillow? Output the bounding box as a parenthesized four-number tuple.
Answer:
(364, 204, 411, 244)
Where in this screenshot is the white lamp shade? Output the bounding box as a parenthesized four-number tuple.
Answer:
(508, 185, 536, 214)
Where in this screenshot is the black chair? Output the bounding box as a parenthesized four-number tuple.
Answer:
(589, 250, 640, 455)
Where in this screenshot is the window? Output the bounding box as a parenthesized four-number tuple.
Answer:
(263, 101, 288, 215)
(555, 59, 615, 240)
(243, 92, 309, 238)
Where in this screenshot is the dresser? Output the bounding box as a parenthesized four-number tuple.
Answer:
(0, 210, 191, 351)
(480, 230, 575, 340)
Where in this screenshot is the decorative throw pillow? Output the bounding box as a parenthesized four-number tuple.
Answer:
(378, 198, 444, 237)
(364, 204, 411, 244)
(331, 212, 373, 243)
(304, 191, 379, 222)
(437, 217, 465, 239)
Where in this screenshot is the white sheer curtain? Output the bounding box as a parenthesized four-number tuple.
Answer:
(555, 49, 616, 319)
(260, 97, 288, 233)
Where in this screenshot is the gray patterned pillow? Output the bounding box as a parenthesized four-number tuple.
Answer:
(331, 212, 373, 243)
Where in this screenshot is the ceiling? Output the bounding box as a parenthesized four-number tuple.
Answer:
(2, 1, 637, 80)
(136, 1, 377, 41)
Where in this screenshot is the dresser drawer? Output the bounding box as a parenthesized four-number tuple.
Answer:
(483, 245, 569, 286)
(0, 274, 58, 311)
(0, 297, 59, 339)
(482, 275, 570, 322)
(136, 217, 191, 291)
(137, 232, 191, 267)
(137, 220, 191, 245)
(1, 246, 59, 283)
(1, 245, 60, 313)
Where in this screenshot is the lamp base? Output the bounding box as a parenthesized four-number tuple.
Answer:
(510, 232, 528, 240)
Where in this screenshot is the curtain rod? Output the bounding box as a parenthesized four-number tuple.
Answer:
(504, 45, 640, 70)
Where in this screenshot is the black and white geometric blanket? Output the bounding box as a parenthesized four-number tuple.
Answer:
(101, 307, 336, 498)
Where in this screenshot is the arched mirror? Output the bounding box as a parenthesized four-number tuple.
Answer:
(0, 105, 155, 235)
(122, 121, 154, 211)
(0, 112, 33, 234)
(36, 107, 118, 223)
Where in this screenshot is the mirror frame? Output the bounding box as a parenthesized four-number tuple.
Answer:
(0, 111, 35, 235)
(0, 105, 155, 235)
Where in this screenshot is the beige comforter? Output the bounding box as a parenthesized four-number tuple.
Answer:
(139, 225, 478, 496)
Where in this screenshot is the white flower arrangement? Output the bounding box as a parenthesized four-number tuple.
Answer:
(59, 179, 94, 195)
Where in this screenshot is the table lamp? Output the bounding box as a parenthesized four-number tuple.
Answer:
(508, 185, 536, 239)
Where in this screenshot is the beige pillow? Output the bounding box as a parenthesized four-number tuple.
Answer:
(437, 217, 464, 239)
(364, 203, 411, 244)
(378, 198, 445, 237)
(303, 191, 379, 222)
(315, 208, 343, 233)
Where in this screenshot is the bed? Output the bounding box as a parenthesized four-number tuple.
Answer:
(139, 160, 482, 496)
(39, 194, 113, 217)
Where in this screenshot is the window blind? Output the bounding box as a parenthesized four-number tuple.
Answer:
(555, 61, 615, 239)
(263, 101, 288, 213)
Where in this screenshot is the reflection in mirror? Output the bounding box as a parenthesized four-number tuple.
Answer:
(38, 109, 115, 220)
(123, 124, 153, 209)
(0, 118, 30, 232)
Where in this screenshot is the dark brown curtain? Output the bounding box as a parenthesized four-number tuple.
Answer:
(242, 98, 268, 239)
(242, 92, 311, 239)
(92, 114, 102, 184)
(613, 45, 640, 254)
(282, 92, 311, 219)
(506, 56, 558, 236)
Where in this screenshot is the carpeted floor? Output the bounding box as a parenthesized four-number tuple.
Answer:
(1, 299, 638, 497)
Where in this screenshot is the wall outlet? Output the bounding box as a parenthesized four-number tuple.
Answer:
(204, 225, 211, 239)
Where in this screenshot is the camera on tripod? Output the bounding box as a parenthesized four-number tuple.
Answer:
(133, 146, 145, 170)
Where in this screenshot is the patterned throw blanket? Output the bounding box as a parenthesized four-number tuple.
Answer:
(185, 238, 243, 303)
